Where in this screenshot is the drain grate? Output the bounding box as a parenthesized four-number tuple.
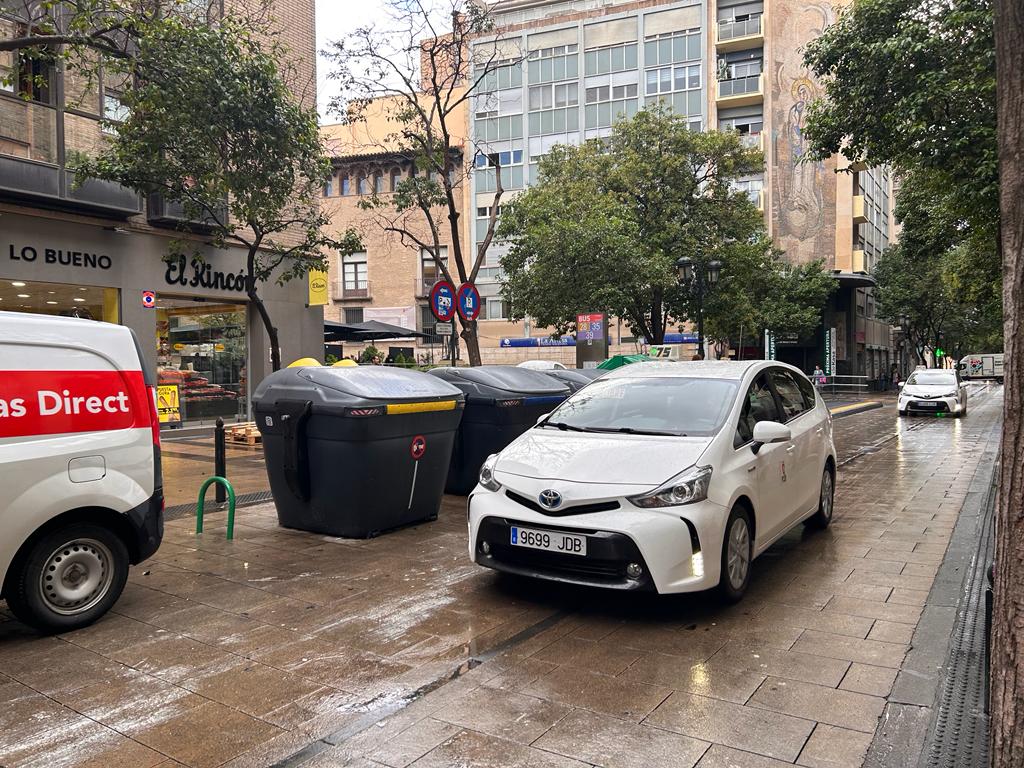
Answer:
(163, 490, 274, 521)
(920, 471, 995, 768)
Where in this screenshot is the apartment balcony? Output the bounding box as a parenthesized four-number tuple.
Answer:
(716, 15, 764, 52)
(147, 193, 228, 233)
(852, 194, 868, 224)
(852, 249, 867, 273)
(0, 97, 141, 217)
(716, 74, 764, 107)
(334, 280, 372, 301)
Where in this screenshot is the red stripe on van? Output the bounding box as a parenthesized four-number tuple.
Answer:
(0, 370, 149, 438)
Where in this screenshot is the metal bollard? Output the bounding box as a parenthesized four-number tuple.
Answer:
(214, 417, 226, 503)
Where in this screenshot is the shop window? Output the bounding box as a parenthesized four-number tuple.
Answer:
(0, 280, 118, 322)
(156, 298, 248, 428)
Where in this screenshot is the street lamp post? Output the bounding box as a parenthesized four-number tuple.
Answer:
(676, 257, 722, 357)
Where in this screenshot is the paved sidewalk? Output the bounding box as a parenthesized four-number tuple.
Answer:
(0, 390, 1003, 768)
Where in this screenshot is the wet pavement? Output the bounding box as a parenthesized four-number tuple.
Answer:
(0, 385, 1003, 768)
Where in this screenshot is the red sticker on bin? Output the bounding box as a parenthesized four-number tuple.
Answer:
(410, 435, 427, 460)
(0, 370, 149, 438)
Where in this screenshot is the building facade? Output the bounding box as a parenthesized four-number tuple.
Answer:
(0, 0, 324, 428)
(465, 0, 897, 377)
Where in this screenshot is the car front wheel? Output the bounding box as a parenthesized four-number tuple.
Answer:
(4, 523, 129, 634)
(717, 505, 753, 603)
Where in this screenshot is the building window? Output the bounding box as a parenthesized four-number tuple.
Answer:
(585, 83, 639, 129)
(357, 174, 369, 195)
(374, 173, 384, 194)
(476, 114, 524, 142)
(390, 168, 402, 192)
(421, 246, 448, 285)
(101, 92, 128, 134)
(478, 60, 523, 92)
(644, 63, 702, 119)
(342, 251, 368, 291)
(527, 107, 579, 137)
(419, 304, 443, 344)
(340, 175, 351, 195)
(526, 44, 579, 84)
(323, 176, 333, 197)
(717, 57, 762, 98)
(485, 298, 509, 320)
(476, 204, 505, 241)
(644, 29, 701, 66)
(528, 82, 578, 111)
(344, 307, 364, 324)
(584, 42, 638, 76)
(732, 177, 763, 204)
(475, 150, 524, 191)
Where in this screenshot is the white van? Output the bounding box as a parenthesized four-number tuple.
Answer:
(0, 312, 163, 632)
(959, 354, 1004, 383)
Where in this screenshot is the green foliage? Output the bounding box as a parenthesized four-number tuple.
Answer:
(802, 0, 1001, 362)
(72, 14, 361, 370)
(499, 107, 833, 345)
(499, 108, 773, 343)
(358, 346, 382, 365)
(802, 0, 997, 227)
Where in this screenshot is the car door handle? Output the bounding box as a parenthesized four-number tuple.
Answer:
(747, 465, 757, 473)
(786, 445, 796, 453)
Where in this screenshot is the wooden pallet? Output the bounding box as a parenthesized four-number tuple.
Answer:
(225, 422, 261, 446)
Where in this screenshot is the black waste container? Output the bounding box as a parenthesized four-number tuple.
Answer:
(541, 368, 604, 393)
(253, 366, 464, 537)
(428, 366, 570, 495)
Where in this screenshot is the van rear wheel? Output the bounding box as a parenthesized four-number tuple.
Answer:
(5, 523, 129, 634)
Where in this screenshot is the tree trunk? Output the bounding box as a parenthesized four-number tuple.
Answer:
(991, 0, 1024, 761)
(247, 282, 282, 372)
(461, 320, 482, 367)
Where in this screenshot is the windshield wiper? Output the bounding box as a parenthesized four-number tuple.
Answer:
(539, 421, 594, 432)
(588, 426, 685, 437)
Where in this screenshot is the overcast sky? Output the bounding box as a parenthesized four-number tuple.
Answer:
(315, 0, 391, 122)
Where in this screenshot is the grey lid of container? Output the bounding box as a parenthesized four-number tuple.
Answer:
(429, 365, 569, 396)
(254, 366, 463, 406)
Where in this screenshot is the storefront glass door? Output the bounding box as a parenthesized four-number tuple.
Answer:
(155, 296, 248, 428)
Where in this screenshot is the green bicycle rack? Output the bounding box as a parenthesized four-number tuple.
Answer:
(196, 476, 237, 540)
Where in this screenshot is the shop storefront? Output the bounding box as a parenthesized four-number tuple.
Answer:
(1, 211, 324, 429)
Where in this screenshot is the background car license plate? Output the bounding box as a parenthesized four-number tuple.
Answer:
(511, 526, 587, 556)
(917, 401, 937, 407)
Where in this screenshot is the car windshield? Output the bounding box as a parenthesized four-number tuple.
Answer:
(907, 371, 956, 386)
(540, 376, 738, 436)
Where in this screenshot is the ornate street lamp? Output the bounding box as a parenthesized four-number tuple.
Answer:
(676, 258, 723, 357)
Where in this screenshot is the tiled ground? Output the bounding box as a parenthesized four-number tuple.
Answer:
(0, 386, 1002, 768)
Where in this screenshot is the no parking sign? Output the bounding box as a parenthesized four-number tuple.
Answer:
(141, 290, 156, 309)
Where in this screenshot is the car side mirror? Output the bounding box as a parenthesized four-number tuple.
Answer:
(536, 413, 549, 425)
(751, 421, 791, 455)
(898, 381, 905, 388)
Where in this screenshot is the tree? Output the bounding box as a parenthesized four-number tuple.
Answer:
(991, 0, 1024, 760)
(499, 108, 773, 345)
(324, 0, 507, 366)
(78, 15, 360, 370)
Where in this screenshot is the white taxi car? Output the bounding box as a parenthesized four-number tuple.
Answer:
(898, 368, 968, 417)
(468, 361, 836, 602)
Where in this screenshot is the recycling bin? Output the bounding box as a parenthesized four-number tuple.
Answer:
(253, 366, 464, 537)
(542, 368, 604, 394)
(428, 366, 570, 495)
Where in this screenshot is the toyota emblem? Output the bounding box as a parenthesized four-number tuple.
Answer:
(539, 489, 562, 509)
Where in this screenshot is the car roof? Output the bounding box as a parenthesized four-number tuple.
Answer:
(603, 360, 768, 381)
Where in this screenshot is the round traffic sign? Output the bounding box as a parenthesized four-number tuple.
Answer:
(410, 434, 427, 460)
(456, 283, 481, 322)
(429, 280, 456, 322)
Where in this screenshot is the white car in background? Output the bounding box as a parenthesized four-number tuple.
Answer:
(898, 368, 968, 417)
(467, 361, 837, 602)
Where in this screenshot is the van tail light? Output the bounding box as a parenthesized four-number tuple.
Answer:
(146, 386, 161, 446)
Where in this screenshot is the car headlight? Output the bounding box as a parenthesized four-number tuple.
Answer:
(628, 465, 712, 508)
(479, 454, 502, 492)
(943, 392, 957, 398)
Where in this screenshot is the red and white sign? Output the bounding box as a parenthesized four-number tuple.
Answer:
(410, 434, 427, 460)
(141, 290, 156, 309)
(0, 370, 148, 439)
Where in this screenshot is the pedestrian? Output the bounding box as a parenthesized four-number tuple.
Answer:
(890, 363, 900, 390)
(812, 363, 826, 390)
